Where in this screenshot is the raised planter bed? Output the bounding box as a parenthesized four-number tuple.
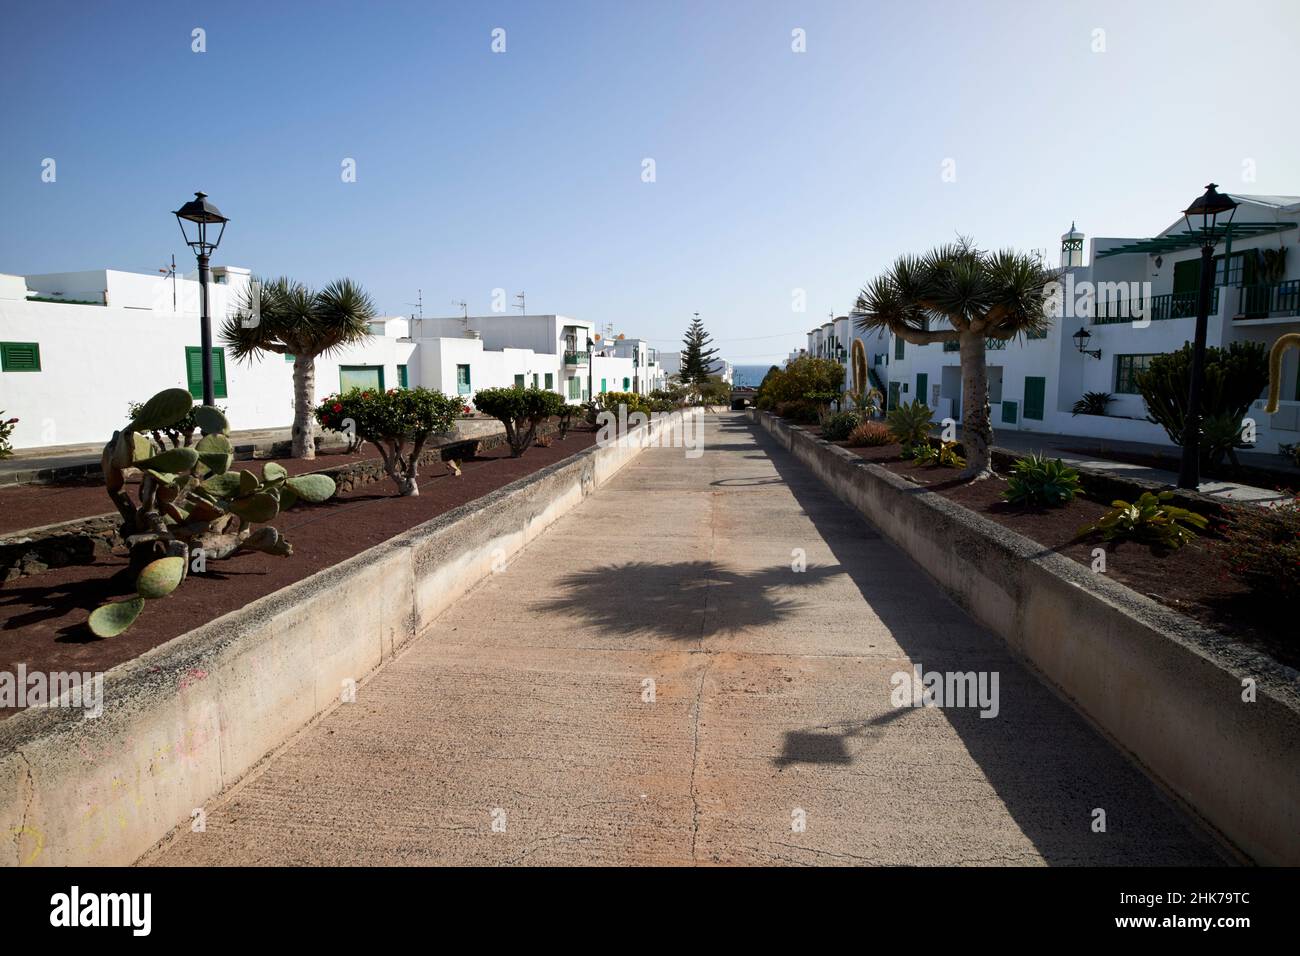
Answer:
(0, 410, 697, 865)
(751, 409, 1300, 866)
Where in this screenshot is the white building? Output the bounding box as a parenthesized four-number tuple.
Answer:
(411, 313, 595, 404)
(0, 267, 414, 449)
(0, 266, 665, 450)
(658, 351, 730, 386)
(831, 195, 1300, 455)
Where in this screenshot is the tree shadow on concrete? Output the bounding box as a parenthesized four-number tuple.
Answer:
(737, 416, 1226, 865)
(531, 559, 845, 640)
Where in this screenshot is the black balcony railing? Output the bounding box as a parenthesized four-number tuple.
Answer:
(1092, 288, 1220, 325)
(1237, 280, 1300, 319)
(564, 350, 590, 364)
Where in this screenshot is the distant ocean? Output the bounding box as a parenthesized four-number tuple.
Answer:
(731, 364, 774, 388)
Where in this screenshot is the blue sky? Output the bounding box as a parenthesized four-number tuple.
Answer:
(2, 0, 1297, 363)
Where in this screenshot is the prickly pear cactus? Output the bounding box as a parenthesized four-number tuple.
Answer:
(91, 388, 337, 637)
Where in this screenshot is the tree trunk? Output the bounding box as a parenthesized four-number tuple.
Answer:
(292, 356, 316, 460)
(958, 330, 995, 479)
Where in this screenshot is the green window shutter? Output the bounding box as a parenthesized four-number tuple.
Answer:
(397, 364, 408, 388)
(1023, 376, 1045, 420)
(545, 373, 553, 390)
(514, 374, 525, 388)
(1172, 258, 1201, 294)
(1001, 400, 1018, 424)
(186, 347, 227, 399)
(1, 341, 41, 371)
(212, 349, 227, 399)
(456, 364, 472, 395)
(894, 337, 905, 361)
(622, 377, 630, 390)
(601, 378, 607, 393)
(916, 373, 928, 405)
(285, 354, 295, 362)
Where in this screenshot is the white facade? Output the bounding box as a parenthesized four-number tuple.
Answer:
(411, 313, 593, 404)
(830, 196, 1300, 455)
(0, 268, 662, 449)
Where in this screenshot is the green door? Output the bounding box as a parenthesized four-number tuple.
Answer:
(916, 373, 928, 406)
(339, 365, 383, 393)
(1001, 400, 1018, 424)
(456, 364, 471, 395)
(888, 381, 901, 410)
(186, 346, 227, 399)
(1023, 376, 1045, 420)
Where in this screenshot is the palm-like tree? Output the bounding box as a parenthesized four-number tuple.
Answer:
(222, 277, 376, 459)
(852, 240, 1058, 478)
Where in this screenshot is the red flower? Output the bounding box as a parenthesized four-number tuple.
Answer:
(332, 403, 343, 413)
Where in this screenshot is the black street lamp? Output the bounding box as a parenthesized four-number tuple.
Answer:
(1072, 326, 1101, 359)
(173, 191, 229, 406)
(1176, 183, 1238, 490)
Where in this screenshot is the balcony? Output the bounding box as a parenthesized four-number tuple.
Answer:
(1235, 281, 1300, 321)
(1093, 288, 1220, 325)
(564, 350, 590, 366)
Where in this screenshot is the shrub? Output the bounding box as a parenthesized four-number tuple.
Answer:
(909, 440, 964, 468)
(91, 389, 335, 637)
(315, 387, 460, 495)
(847, 421, 892, 447)
(1218, 496, 1300, 602)
(1136, 341, 1269, 469)
(1003, 454, 1081, 507)
(558, 404, 583, 438)
(774, 399, 819, 423)
(127, 399, 228, 449)
(756, 355, 844, 417)
(597, 391, 652, 418)
(820, 411, 861, 442)
(886, 399, 933, 447)
(473, 385, 565, 457)
(1071, 391, 1114, 417)
(0, 413, 16, 459)
(1076, 491, 1208, 550)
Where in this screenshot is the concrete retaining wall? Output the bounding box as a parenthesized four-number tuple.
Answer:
(751, 410, 1300, 866)
(0, 410, 698, 866)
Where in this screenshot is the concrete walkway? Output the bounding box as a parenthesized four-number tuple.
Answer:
(142, 413, 1225, 866)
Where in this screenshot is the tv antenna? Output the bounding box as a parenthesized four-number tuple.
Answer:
(158, 254, 178, 311)
(452, 299, 468, 328)
(513, 291, 526, 315)
(405, 288, 424, 321)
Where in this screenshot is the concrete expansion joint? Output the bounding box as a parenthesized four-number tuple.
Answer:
(13, 747, 36, 860)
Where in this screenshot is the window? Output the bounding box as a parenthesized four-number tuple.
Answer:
(368, 322, 386, 335)
(456, 364, 472, 395)
(533, 373, 540, 388)
(285, 354, 296, 363)
(568, 377, 580, 399)
(601, 378, 607, 393)
(622, 377, 630, 390)
(339, 365, 383, 393)
(397, 364, 408, 388)
(943, 340, 959, 353)
(1022, 376, 1046, 420)
(1114, 354, 1155, 394)
(514, 374, 526, 388)
(894, 337, 905, 361)
(185, 346, 227, 398)
(545, 372, 554, 390)
(1001, 400, 1019, 424)
(1, 341, 41, 372)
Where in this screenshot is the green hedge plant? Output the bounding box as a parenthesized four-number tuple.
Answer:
(315, 387, 460, 495)
(474, 386, 565, 457)
(1076, 491, 1208, 550)
(1003, 454, 1081, 507)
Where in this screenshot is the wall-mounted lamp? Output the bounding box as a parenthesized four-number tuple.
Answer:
(1072, 326, 1101, 359)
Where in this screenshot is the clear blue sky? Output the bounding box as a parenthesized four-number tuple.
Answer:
(2, 0, 1296, 363)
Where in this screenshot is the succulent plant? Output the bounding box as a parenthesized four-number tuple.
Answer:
(91, 388, 336, 637)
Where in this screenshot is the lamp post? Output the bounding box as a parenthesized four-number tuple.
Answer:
(173, 192, 229, 406)
(1176, 183, 1238, 490)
